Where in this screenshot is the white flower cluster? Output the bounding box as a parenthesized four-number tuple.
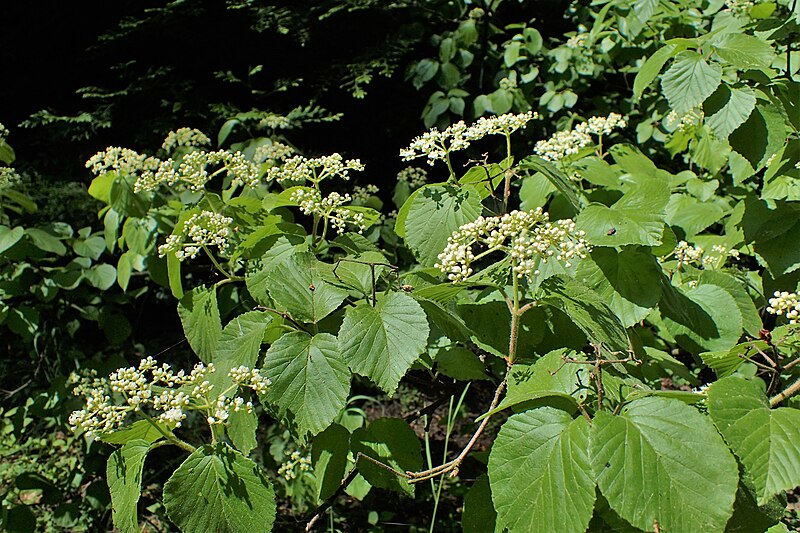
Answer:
(0, 122, 8, 141)
(254, 141, 295, 163)
(664, 109, 704, 132)
(266, 153, 364, 184)
(353, 184, 379, 204)
(161, 128, 211, 153)
(436, 208, 589, 282)
(668, 241, 740, 269)
(277, 450, 312, 481)
(566, 33, 589, 49)
(534, 113, 627, 162)
(69, 358, 271, 437)
(134, 150, 259, 192)
(400, 112, 536, 165)
(397, 167, 428, 189)
(0, 167, 21, 191)
(290, 188, 368, 234)
(86, 147, 160, 177)
(767, 291, 800, 323)
(158, 210, 234, 260)
(726, 0, 755, 15)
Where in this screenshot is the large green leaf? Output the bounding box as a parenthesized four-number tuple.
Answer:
(339, 292, 429, 395)
(462, 475, 500, 533)
(520, 157, 585, 211)
(576, 176, 669, 247)
(665, 194, 725, 238)
(712, 34, 775, 70)
(99, 420, 166, 445)
(351, 417, 422, 495)
(729, 103, 787, 171)
(210, 311, 271, 391)
(592, 397, 738, 532)
(227, 409, 258, 456)
(106, 439, 149, 533)
(456, 299, 544, 358)
(403, 184, 483, 266)
(0, 226, 24, 254)
(267, 252, 348, 323)
(661, 282, 743, 353)
(704, 86, 756, 140)
(707, 377, 800, 505)
(245, 236, 307, 305)
(312, 424, 351, 502)
(263, 332, 350, 436)
(660, 51, 722, 114)
(576, 247, 662, 327)
(754, 217, 800, 277)
(633, 44, 679, 101)
(177, 286, 222, 362)
(163, 444, 276, 533)
(488, 408, 595, 533)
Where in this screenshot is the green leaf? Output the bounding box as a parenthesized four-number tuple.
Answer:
(73, 235, 106, 260)
(167, 252, 183, 299)
(331, 251, 388, 296)
(457, 299, 544, 358)
(592, 397, 738, 532)
(211, 311, 271, 389)
(0, 226, 24, 254)
(462, 474, 500, 533)
(713, 34, 775, 70)
(698, 270, 762, 337)
(435, 346, 488, 381)
(264, 332, 350, 436)
(729, 103, 787, 170)
(661, 51, 722, 114)
(26, 228, 67, 255)
(99, 420, 166, 445)
(459, 162, 508, 200)
(163, 444, 276, 533)
(403, 184, 483, 266)
(339, 293, 429, 395)
(88, 173, 114, 203)
(753, 217, 800, 277)
(520, 156, 584, 211)
(246, 236, 307, 305)
(177, 286, 222, 363)
(227, 409, 258, 456)
(488, 409, 595, 533)
(541, 278, 630, 353)
(661, 282, 743, 353)
(106, 439, 149, 533)
(0, 139, 15, 164)
(634, 44, 678, 101)
(84, 264, 117, 290)
(312, 424, 351, 501)
(665, 194, 725, 238)
(267, 252, 348, 323)
(352, 417, 422, 495)
(576, 176, 670, 247)
(576, 248, 662, 328)
(725, 464, 786, 533)
(704, 86, 756, 140)
(707, 376, 800, 504)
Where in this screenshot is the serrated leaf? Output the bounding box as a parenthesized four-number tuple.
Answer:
(489, 408, 595, 533)
(227, 409, 258, 456)
(403, 184, 483, 266)
(704, 86, 756, 140)
(665, 194, 725, 238)
(268, 252, 348, 323)
(707, 376, 800, 505)
(177, 286, 222, 362)
(634, 46, 678, 100)
(520, 157, 584, 211)
(729, 103, 787, 171)
(312, 424, 351, 501)
(339, 293, 429, 395)
(352, 417, 422, 495)
(245, 236, 307, 305)
(698, 270, 762, 337)
(163, 444, 276, 533)
(661, 51, 722, 114)
(713, 34, 775, 70)
(592, 397, 738, 532)
(107, 439, 149, 533)
(576, 247, 662, 327)
(264, 332, 350, 436)
(661, 282, 743, 353)
(99, 420, 166, 445)
(210, 310, 271, 391)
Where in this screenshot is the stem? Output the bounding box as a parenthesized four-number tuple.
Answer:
(445, 150, 456, 182)
(255, 306, 310, 333)
(203, 246, 234, 280)
(770, 376, 800, 407)
(502, 134, 512, 213)
(508, 275, 521, 364)
(142, 412, 196, 453)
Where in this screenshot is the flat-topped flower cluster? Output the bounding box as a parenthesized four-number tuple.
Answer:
(68, 357, 271, 437)
(666, 241, 740, 270)
(290, 188, 369, 233)
(534, 112, 627, 161)
(767, 291, 800, 324)
(400, 112, 537, 165)
(436, 208, 590, 283)
(158, 210, 234, 261)
(266, 153, 364, 184)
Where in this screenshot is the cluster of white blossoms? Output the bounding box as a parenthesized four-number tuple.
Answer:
(253, 141, 295, 164)
(0, 122, 9, 141)
(566, 32, 590, 49)
(277, 450, 312, 481)
(86, 147, 160, 177)
(161, 128, 211, 153)
(352, 184, 379, 204)
(158, 210, 234, 260)
(0, 167, 21, 190)
(725, 0, 755, 15)
(290, 188, 368, 234)
(69, 358, 270, 437)
(664, 108, 704, 132)
(397, 167, 428, 189)
(435, 208, 589, 282)
(767, 291, 800, 323)
(266, 153, 364, 184)
(134, 150, 260, 192)
(534, 113, 627, 161)
(400, 112, 536, 165)
(667, 241, 740, 269)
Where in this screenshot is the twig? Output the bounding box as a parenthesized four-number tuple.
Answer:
(255, 306, 310, 333)
(770, 376, 800, 407)
(304, 467, 359, 532)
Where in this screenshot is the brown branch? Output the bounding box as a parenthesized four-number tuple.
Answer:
(770, 376, 800, 407)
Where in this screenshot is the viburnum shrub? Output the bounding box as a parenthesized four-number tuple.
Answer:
(65, 1, 800, 532)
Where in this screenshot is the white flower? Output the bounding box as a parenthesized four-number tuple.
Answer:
(534, 113, 626, 162)
(158, 210, 234, 261)
(266, 153, 364, 184)
(566, 33, 589, 49)
(161, 128, 211, 153)
(289, 188, 370, 234)
(86, 147, 160, 177)
(767, 291, 800, 323)
(254, 141, 295, 163)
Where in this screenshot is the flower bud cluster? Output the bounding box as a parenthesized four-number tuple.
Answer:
(667, 241, 740, 269)
(0, 122, 9, 141)
(158, 210, 234, 261)
(69, 358, 271, 437)
(566, 33, 589, 49)
(534, 113, 627, 162)
(397, 167, 428, 189)
(290, 188, 368, 234)
(353, 184, 379, 204)
(436, 208, 589, 283)
(266, 153, 364, 184)
(86, 147, 160, 177)
(161, 128, 211, 153)
(0, 167, 21, 191)
(767, 291, 800, 323)
(277, 450, 312, 481)
(134, 150, 259, 192)
(254, 141, 295, 164)
(664, 109, 704, 132)
(400, 112, 536, 165)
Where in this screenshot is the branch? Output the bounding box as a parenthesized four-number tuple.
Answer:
(770, 376, 800, 407)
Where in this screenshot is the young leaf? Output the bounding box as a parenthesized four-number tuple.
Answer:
(339, 293, 429, 395)
(591, 397, 738, 532)
(488, 408, 595, 533)
(263, 332, 350, 436)
(99, 420, 166, 445)
(106, 439, 149, 533)
(267, 252, 348, 323)
(351, 417, 422, 496)
(163, 444, 276, 533)
(707, 377, 800, 505)
(177, 286, 222, 362)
